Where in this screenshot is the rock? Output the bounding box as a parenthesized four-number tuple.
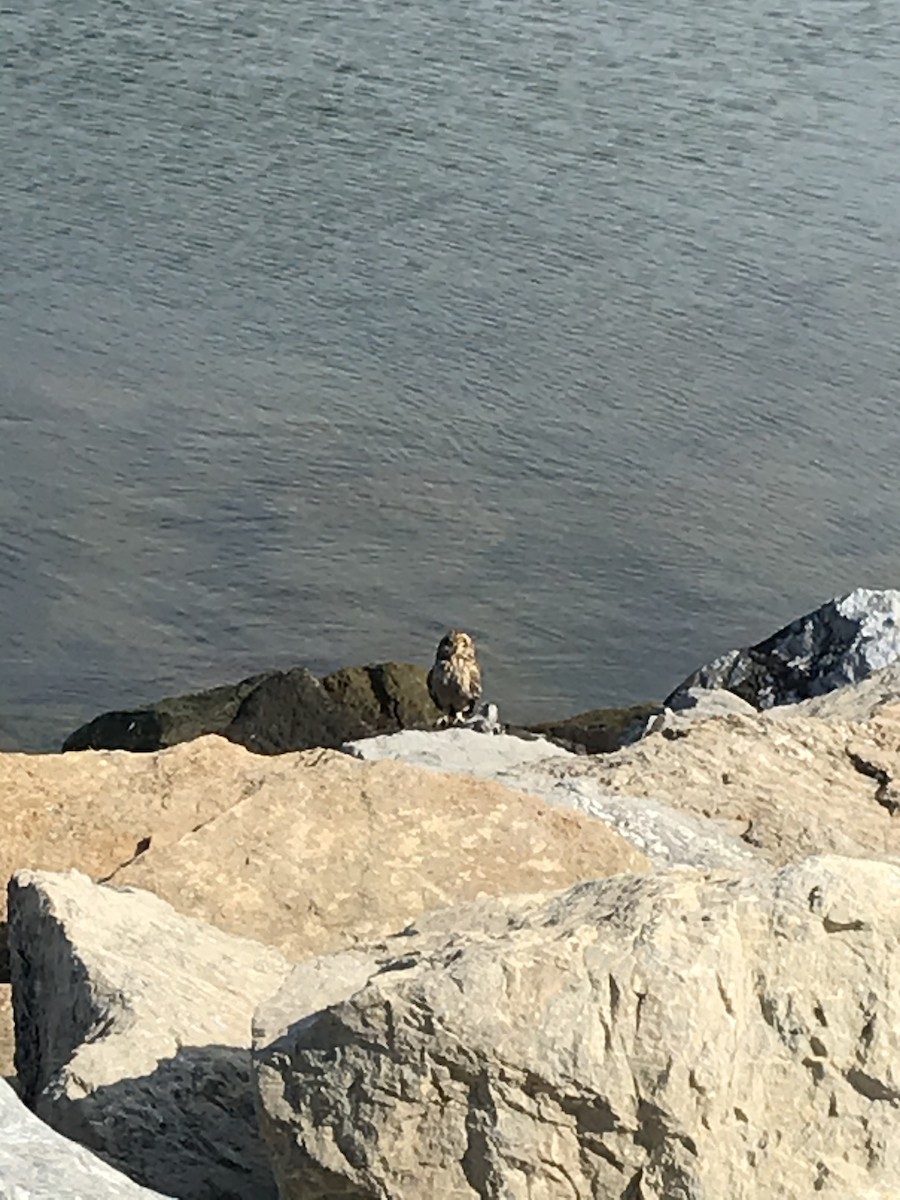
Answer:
(320, 661, 439, 732)
(502, 764, 760, 870)
(253, 856, 900, 1200)
(221, 667, 363, 754)
(61, 674, 268, 752)
(526, 701, 659, 754)
(8, 868, 291, 1200)
(668, 587, 900, 710)
(641, 686, 757, 738)
(0, 1078, 173, 1200)
(344, 727, 575, 778)
(546, 709, 900, 865)
(346, 728, 757, 870)
(62, 661, 439, 753)
(769, 661, 900, 722)
(108, 742, 650, 960)
(0, 735, 285, 1079)
(58, 708, 165, 753)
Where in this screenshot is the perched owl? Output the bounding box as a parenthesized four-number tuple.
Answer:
(427, 630, 482, 725)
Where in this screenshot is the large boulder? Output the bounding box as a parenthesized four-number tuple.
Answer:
(253, 856, 900, 1200)
(546, 709, 900, 865)
(667, 588, 900, 710)
(108, 742, 650, 960)
(0, 1079, 173, 1200)
(346, 728, 758, 870)
(8, 869, 291, 1200)
(61, 661, 440, 753)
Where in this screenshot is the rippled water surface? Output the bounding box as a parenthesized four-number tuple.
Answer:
(2, 0, 900, 748)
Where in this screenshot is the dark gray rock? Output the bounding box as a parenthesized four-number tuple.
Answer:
(61, 708, 164, 752)
(62, 662, 440, 754)
(526, 701, 659, 754)
(667, 588, 900, 710)
(222, 668, 358, 754)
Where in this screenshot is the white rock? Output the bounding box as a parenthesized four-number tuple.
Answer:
(343, 726, 573, 775)
(0, 1079, 172, 1200)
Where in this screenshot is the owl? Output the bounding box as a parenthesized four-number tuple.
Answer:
(427, 630, 483, 725)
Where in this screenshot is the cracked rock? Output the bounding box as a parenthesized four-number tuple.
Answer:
(253, 856, 900, 1200)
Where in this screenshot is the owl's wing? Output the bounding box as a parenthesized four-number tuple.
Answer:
(426, 664, 443, 710)
(469, 662, 483, 701)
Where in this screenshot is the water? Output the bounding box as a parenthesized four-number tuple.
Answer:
(2, 0, 900, 750)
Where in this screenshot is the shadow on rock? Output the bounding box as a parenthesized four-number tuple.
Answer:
(31, 1043, 277, 1200)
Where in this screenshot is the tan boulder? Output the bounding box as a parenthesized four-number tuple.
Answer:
(529, 710, 900, 864)
(0, 737, 648, 1079)
(111, 743, 650, 960)
(253, 855, 900, 1199)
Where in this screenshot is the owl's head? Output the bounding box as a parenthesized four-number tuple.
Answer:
(438, 629, 476, 660)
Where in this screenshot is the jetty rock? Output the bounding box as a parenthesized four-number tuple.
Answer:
(8, 868, 291, 1200)
(347, 726, 759, 871)
(106, 743, 650, 960)
(538, 706, 900, 866)
(253, 855, 900, 1200)
(61, 661, 441, 754)
(0, 737, 648, 1081)
(667, 587, 900, 710)
(0, 1078, 173, 1200)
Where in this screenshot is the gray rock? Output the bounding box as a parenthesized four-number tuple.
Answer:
(8, 869, 292, 1200)
(501, 764, 759, 870)
(253, 856, 900, 1200)
(667, 588, 900, 710)
(0, 1080, 173, 1200)
(766, 660, 900, 722)
(343, 726, 575, 776)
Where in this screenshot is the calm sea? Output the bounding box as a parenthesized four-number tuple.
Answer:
(2, 0, 900, 749)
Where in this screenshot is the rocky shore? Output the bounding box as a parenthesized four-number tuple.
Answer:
(2, 587, 900, 1198)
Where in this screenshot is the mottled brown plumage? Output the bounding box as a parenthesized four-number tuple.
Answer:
(427, 630, 482, 725)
